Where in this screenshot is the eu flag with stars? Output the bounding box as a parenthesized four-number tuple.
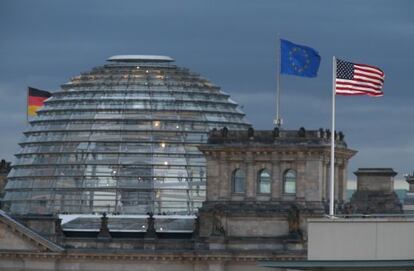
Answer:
(280, 39, 321, 78)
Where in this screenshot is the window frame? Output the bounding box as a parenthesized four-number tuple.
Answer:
(257, 168, 271, 194)
(232, 168, 246, 194)
(283, 169, 297, 195)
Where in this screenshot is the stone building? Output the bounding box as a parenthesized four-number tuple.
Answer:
(0, 128, 358, 271)
(0, 159, 11, 208)
(198, 128, 356, 246)
(349, 168, 403, 214)
(403, 172, 414, 213)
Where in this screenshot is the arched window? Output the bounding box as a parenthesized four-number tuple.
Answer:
(232, 169, 245, 193)
(284, 169, 296, 194)
(257, 169, 271, 194)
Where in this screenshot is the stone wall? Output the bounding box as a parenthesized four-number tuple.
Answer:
(200, 128, 356, 205)
(350, 168, 402, 214)
(0, 159, 11, 207)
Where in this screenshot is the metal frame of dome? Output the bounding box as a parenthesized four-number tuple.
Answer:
(3, 55, 250, 216)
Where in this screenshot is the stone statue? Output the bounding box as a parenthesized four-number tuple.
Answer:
(247, 127, 254, 139)
(273, 127, 280, 138)
(325, 129, 331, 139)
(287, 205, 302, 239)
(211, 211, 225, 236)
(55, 217, 64, 238)
(192, 214, 200, 238)
(318, 128, 324, 138)
(145, 212, 157, 238)
(97, 212, 111, 239)
(298, 127, 306, 137)
(221, 127, 228, 138)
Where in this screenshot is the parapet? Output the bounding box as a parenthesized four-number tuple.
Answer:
(207, 127, 348, 148)
(354, 168, 397, 192)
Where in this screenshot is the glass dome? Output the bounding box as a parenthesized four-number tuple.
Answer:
(3, 55, 250, 215)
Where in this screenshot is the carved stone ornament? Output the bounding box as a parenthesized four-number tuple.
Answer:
(97, 212, 111, 239)
(145, 212, 157, 238)
(211, 211, 225, 236)
(287, 205, 302, 240)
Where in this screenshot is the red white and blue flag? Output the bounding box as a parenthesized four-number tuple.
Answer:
(335, 59, 385, 97)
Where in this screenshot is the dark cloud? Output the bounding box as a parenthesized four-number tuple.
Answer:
(1, 0, 413, 182)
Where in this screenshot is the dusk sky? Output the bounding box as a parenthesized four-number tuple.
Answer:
(1, 0, 413, 185)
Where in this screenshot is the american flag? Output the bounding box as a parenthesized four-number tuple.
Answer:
(336, 59, 385, 96)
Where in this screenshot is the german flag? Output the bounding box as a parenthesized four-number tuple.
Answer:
(28, 87, 52, 117)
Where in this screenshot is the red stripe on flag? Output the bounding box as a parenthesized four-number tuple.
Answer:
(336, 92, 367, 96)
(336, 92, 383, 97)
(355, 66, 383, 76)
(353, 71, 385, 82)
(355, 64, 384, 75)
(348, 78, 383, 86)
(335, 87, 382, 95)
(28, 96, 48, 106)
(336, 82, 382, 91)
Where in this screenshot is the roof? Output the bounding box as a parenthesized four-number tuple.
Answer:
(354, 168, 397, 176)
(202, 128, 354, 152)
(258, 260, 414, 270)
(0, 210, 64, 252)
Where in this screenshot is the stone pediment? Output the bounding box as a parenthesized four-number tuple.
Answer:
(0, 210, 63, 252)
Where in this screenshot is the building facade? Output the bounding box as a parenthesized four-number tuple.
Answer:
(198, 128, 356, 244)
(0, 127, 358, 271)
(349, 168, 402, 214)
(403, 173, 414, 213)
(0, 159, 11, 209)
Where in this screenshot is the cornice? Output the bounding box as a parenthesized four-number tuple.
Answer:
(204, 146, 357, 160)
(0, 250, 306, 262)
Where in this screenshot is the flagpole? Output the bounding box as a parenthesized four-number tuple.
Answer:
(329, 56, 337, 217)
(275, 35, 282, 127)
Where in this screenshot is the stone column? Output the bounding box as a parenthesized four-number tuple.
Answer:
(245, 151, 255, 199)
(271, 157, 281, 200)
(280, 161, 288, 196)
(324, 162, 329, 200)
(206, 157, 219, 201)
(296, 159, 306, 199)
(218, 152, 229, 199)
(338, 163, 346, 202)
(304, 159, 322, 202)
(317, 159, 324, 201)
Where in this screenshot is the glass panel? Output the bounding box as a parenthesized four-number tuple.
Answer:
(258, 170, 271, 194)
(233, 169, 245, 193)
(32, 179, 54, 189)
(5, 58, 251, 216)
(284, 170, 296, 194)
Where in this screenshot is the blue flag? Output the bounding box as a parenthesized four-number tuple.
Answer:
(280, 39, 321, 77)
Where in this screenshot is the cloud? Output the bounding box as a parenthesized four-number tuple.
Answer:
(0, 0, 413, 183)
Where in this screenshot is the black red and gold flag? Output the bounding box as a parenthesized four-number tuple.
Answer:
(28, 87, 52, 117)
